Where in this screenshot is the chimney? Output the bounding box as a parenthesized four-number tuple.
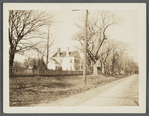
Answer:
(66, 47, 70, 56)
(57, 48, 61, 57)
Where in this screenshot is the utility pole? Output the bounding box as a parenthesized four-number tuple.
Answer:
(83, 10, 88, 84)
(72, 9, 88, 84)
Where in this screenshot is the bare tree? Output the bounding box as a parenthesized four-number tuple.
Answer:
(9, 10, 53, 67)
(13, 61, 24, 68)
(103, 41, 130, 75)
(124, 56, 139, 75)
(34, 35, 55, 70)
(98, 41, 113, 74)
(23, 57, 31, 68)
(74, 10, 121, 75)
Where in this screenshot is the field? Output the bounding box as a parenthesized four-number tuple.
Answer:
(9, 75, 124, 107)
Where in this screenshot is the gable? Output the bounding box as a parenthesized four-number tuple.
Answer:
(49, 59, 60, 64)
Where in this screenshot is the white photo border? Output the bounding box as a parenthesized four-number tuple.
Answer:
(3, 3, 146, 113)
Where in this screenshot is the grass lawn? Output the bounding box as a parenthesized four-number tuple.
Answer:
(9, 75, 124, 107)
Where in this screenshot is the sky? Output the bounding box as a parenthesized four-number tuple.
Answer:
(15, 9, 139, 64)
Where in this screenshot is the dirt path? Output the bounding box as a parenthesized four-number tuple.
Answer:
(79, 74, 139, 106)
(31, 75, 133, 106)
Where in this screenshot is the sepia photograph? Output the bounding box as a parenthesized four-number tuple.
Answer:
(3, 3, 146, 113)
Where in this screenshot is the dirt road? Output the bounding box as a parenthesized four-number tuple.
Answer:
(32, 74, 139, 106)
(79, 74, 139, 106)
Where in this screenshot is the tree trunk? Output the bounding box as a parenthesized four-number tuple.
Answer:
(102, 62, 105, 74)
(105, 64, 107, 74)
(9, 53, 15, 67)
(93, 62, 98, 75)
(112, 61, 114, 75)
(9, 52, 15, 75)
(9, 41, 17, 67)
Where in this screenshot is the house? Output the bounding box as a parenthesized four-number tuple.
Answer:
(48, 48, 81, 71)
(48, 59, 62, 70)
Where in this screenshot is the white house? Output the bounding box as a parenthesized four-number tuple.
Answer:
(48, 59, 62, 70)
(48, 48, 81, 71)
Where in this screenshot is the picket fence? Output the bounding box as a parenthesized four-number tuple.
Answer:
(9, 68, 92, 77)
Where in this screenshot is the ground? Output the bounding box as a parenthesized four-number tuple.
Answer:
(9, 74, 125, 107)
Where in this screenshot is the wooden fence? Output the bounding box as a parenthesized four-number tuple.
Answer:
(9, 68, 92, 77)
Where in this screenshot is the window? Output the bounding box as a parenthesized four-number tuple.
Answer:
(75, 59, 79, 63)
(70, 59, 72, 63)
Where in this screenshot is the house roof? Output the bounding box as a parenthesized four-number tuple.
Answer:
(52, 51, 80, 58)
(51, 59, 60, 64)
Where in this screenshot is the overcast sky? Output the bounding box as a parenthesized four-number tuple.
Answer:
(15, 9, 139, 64)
